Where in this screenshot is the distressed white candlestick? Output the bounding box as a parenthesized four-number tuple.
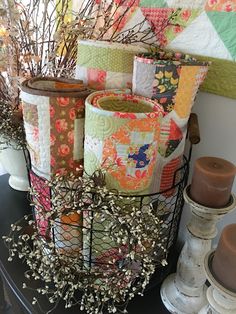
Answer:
(199, 251, 236, 314)
(160, 186, 236, 314)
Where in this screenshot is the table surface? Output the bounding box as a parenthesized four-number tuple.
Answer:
(0, 174, 170, 314)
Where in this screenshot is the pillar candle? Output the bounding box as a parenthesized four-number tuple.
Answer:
(190, 157, 236, 208)
(212, 224, 236, 292)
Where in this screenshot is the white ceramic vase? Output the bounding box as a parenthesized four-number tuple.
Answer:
(0, 145, 29, 191)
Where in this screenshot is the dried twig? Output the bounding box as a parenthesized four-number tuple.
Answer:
(0, 0, 180, 148)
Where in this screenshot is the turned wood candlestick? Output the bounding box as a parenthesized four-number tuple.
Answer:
(160, 186, 236, 314)
(199, 250, 236, 314)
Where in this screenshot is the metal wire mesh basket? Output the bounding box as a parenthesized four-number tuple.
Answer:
(5, 111, 200, 313)
(4, 156, 189, 314)
(27, 152, 189, 269)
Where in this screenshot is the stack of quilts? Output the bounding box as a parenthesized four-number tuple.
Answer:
(20, 41, 209, 266)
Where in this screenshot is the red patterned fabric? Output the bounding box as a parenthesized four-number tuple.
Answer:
(30, 171, 51, 238)
(141, 8, 174, 46)
(50, 96, 85, 176)
(160, 156, 182, 197)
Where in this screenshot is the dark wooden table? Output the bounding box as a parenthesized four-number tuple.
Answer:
(0, 174, 170, 314)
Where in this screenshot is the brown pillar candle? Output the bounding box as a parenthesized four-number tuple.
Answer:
(212, 224, 236, 292)
(190, 157, 236, 208)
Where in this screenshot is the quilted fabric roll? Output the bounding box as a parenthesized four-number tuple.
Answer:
(84, 90, 164, 193)
(21, 77, 92, 179)
(21, 77, 91, 242)
(76, 40, 146, 90)
(83, 90, 163, 270)
(132, 51, 209, 195)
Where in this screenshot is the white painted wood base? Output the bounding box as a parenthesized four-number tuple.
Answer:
(161, 273, 207, 314)
(160, 187, 236, 314)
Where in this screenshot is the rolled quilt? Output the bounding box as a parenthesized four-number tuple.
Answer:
(21, 77, 92, 179)
(132, 51, 209, 195)
(83, 90, 163, 271)
(21, 77, 91, 243)
(76, 40, 146, 90)
(84, 90, 164, 193)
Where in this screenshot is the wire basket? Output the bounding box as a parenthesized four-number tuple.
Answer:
(4, 150, 189, 313)
(27, 152, 189, 268)
(20, 107, 200, 282)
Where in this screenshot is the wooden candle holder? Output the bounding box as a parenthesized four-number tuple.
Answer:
(160, 186, 236, 314)
(199, 251, 236, 314)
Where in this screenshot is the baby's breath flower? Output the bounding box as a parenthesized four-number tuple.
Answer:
(4, 170, 166, 314)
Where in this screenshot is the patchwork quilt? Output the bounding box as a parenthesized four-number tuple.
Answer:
(133, 51, 209, 194)
(76, 40, 147, 90)
(84, 89, 164, 193)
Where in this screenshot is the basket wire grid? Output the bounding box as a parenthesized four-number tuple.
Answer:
(24, 149, 189, 274)
(7, 146, 191, 313)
